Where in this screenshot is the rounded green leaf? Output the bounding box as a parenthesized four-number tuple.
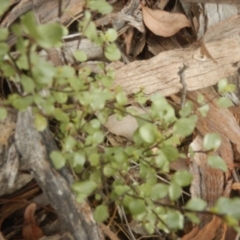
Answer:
(94, 204, 109, 223)
(203, 133, 221, 151)
(37, 23, 66, 48)
(0, 28, 8, 41)
(50, 151, 66, 169)
(165, 211, 184, 230)
(217, 78, 228, 93)
(105, 28, 118, 42)
(73, 50, 88, 62)
(172, 170, 192, 187)
(185, 198, 207, 211)
(150, 183, 168, 200)
(198, 104, 209, 117)
(139, 123, 157, 144)
(208, 155, 227, 172)
(34, 113, 47, 132)
(128, 199, 146, 216)
(161, 145, 179, 162)
(0, 0, 10, 15)
(173, 115, 198, 138)
(217, 97, 233, 108)
(169, 183, 182, 201)
(72, 180, 97, 195)
(104, 43, 121, 61)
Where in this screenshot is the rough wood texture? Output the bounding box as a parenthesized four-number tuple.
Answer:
(112, 15, 240, 97)
(14, 109, 102, 240)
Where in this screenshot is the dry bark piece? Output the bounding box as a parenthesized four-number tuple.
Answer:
(112, 15, 240, 97)
(141, 4, 191, 37)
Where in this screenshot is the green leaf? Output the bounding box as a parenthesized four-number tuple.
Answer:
(50, 151, 66, 169)
(53, 92, 68, 104)
(114, 185, 131, 196)
(72, 180, 97, 195)
(73, 50, 88, 62)
(150, 183, 168, 200)
(0, 43, 9, 56)
(128, 199, 146, 216)
(169, 183, 182, 201)
(63, 136, 76, 152)
(217, 97, 233, 108)
(198, 104, 209, 117)
(88, 0, 113, 14)
(116, 91, 128, 105)
(105, 28, 118, 42)
(197, 93, 205, 104)
(54, 108, 69, 122)
(94, 204, 109, 223)
(0, 107, 7, 121)
(0, 0, 10, 15)
(203, 133, 221, 151)
(185, 198, 207, 211)
(214, 197, 240, 220)
(172, 170, 192, 187)
(34, 113, 47, 131)
(161, 145, 179, 162)
(217, 79, 235, 93)
(37, 23, 66, 48)
(21, 12, 40, 39)
(71, 153, 86, 168)
(185, 213, 200, 224)
(179, 101, 193, 118)
(0, 28, 8, 41)
(104, 43, 121, 61)
(217, 78, 228, 93)
(20, 75, 35, 93)
(164, 211, 184, 230)
(208, 155, 227, 172)
(173, 115, 198, 138)
(139, 123, 158, 144)
(151, 94, 176, 124)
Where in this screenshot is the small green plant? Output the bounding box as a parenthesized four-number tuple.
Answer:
(1, 0, 240, 236)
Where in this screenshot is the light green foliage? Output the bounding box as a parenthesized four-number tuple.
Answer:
(208, 155, 227, 172)
(198, 104, 209, 117)
(173, 115, 198, 138)
(217, 97, 233, 108)
(203, 133, 221, 151)
(34, 113, 47, 131)
(50, 151, 66, 169)
(94, 204, 109, 222)
(218, 78, 236, 93)
(0, 4, 237, 236)
(172, 170, 193, 187)
(185, 198, 207, 211)
(0, 0, 10, 15)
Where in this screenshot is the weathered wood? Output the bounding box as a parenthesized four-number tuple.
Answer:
(112, 15, 240, 97)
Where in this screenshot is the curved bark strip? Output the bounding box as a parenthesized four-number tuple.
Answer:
(113, 15, 240, 97)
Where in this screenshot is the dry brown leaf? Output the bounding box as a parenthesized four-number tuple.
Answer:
(124, 27, 134, 55)
(22, 203, 44, 240)
(141, 4, 191, 37)
(182, 216, 225, 240)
